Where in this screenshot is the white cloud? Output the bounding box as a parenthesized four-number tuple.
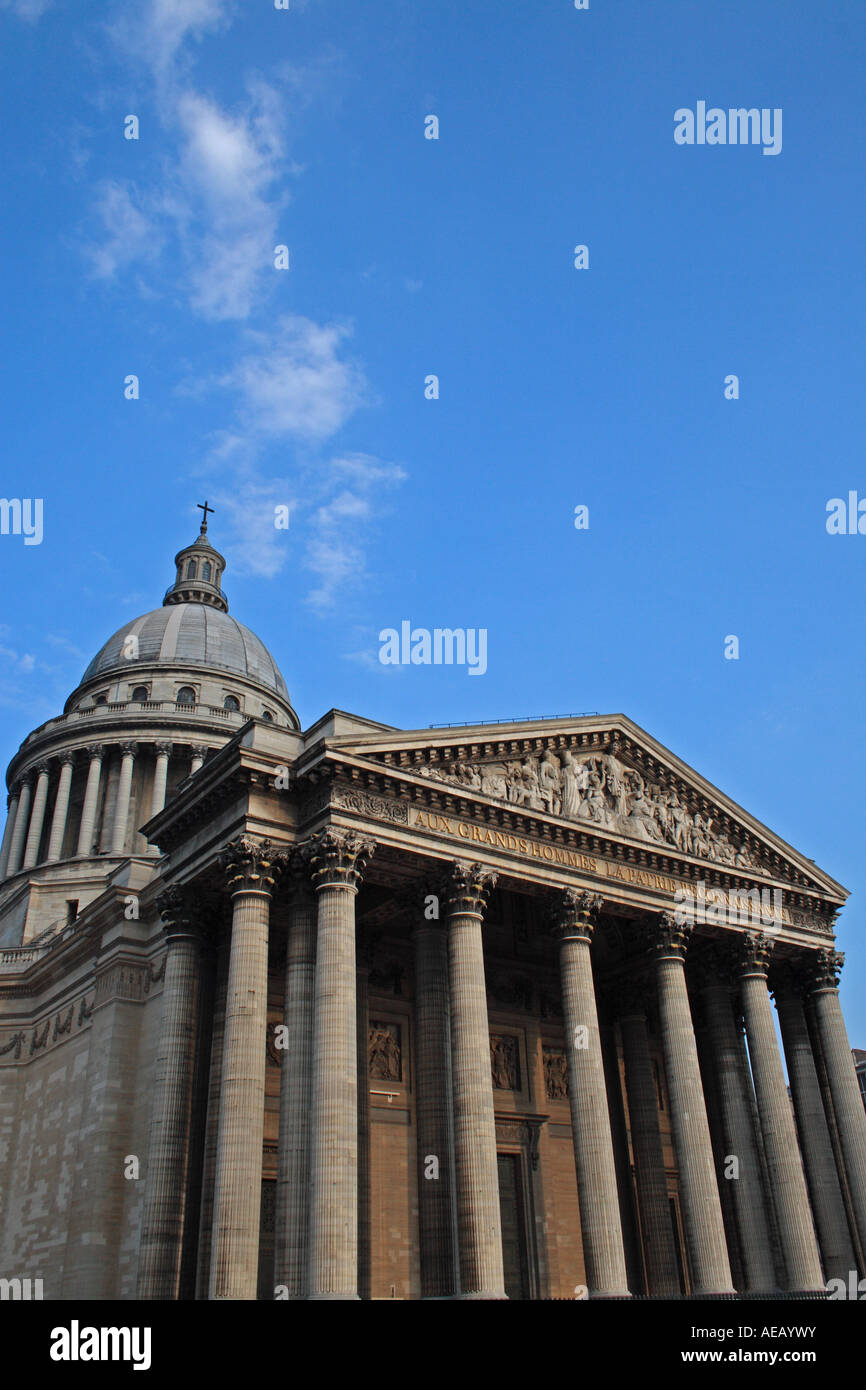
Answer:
(116, 0, 235, 78)
(223, 317, 369, 439)
(87, 182, 161, 280)
(0, 0, 53, 19)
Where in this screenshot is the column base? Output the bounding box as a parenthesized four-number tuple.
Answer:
(307, 1292, 361, 1301)
(453, 1290, 508, 1300)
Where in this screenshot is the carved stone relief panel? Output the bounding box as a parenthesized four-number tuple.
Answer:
(369, 1019, 402, 1081)
(490, 1032, 521, 1090)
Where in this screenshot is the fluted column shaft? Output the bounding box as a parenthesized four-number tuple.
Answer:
(149, 744, 172, 820)
(356, 945, 371, 1300)
(190, 746, 207, 776)
(446, 861, 504, 1299)
(808, 951, 866, 1261)
(619, 1004, 680, 1295)
(553, 891, 629, 1297)
(0, 790, 21, 879)
(775, 973, 856, 1281)
(110, 744, 136, 856)
(138, 897, 203, 1298)
(5, 777, 32, 877)
(22, 764, 50, 869)
(76, 748, 104, 857)
(698, 977, 776, 1291)
(46, 755, 75, 862)
(738, 935, 823, 1292)
(414, 916, 458, 1297)
(275, 874, 316, 1298)
(652, 916, 733, 1294)
(209, 840, 276, 1300)
(307, 830, 374, 1300)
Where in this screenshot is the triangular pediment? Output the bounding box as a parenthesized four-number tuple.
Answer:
(319, 713, 845, 901)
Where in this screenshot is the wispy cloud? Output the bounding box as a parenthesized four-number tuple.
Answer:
(222, 316, 370, 439)
(0, 0, 53, 20)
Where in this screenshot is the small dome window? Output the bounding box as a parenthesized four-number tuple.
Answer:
(261, 709, 274, 723)
(202, 561, 212, 583)
(177, 686, 196, 706)
(224, 695, 241, 712)
(186, 560, 197, 579)
(131, 686, 149, 703)
(94, 694, 108, 706)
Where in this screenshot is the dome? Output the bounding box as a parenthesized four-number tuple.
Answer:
(79, 604, 290, 699)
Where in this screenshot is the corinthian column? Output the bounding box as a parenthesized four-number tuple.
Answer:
(46, 753, 75, 862)
(0, 788, 21, 879)
(22, 762, 50, 869)
(553, 890, 630, 1297)
(190, 745, 208, 776)
(110, 742, 137, 856)
(650, 913, 733, 1294)
(209, 838, 279, 1300)
(76, 746, 104, 857)
(737, 933, 823, 1292)
(774, 961, 856, 1282)
(275, 854, 317, 1299)
(445, 860, 504, 1299)
(138, 887, 204, 1299)
(806, 949, 866, 1261)
(618, 981, 680, 1296)
(413, 895, 458, 1298)
(307, 828, 375, 1300)
(692, 951, 776, 1293)
(5, 774, 32, 877)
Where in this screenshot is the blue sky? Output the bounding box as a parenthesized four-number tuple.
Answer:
(0, 0, 864, 1037)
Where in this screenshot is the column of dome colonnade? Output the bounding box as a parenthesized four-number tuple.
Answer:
(805, 948, 866, 1265)
(773, 960, 858, 1282)
(46, 752, 75, 862)
(0, 786, 21, 878)
(22, 762, 50, 869)
(736, 932, 824, 1293)
(553, 889, 631, 1298)
(137, 886, 206, 1299)
(306, 829, 375, 1300)
(617, 978, 681, 1297)
(650, 912, 735, 1295)
(209, 838, 280, 1300)
(4, 773, 32, 876)
(691, 946, 777, 1294)
(0, 740, 214, 879)
(443, 860, 506, 1299)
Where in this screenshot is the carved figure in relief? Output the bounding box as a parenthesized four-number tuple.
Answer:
(539, 750, 562, 816)
(369, 1023, 401, 1081)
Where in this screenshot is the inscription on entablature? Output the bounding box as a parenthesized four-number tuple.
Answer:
(411, 749, 771, 875)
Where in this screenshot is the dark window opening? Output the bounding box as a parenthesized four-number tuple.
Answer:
(202, 561, 212, 583)
(177, 686, 196, 706)
(131, 685, 148, 703)
(65, 899, 78, 924)
(261, 709, 274, 722)
(224, 695, 241, 712)
(186, 560, 197, 579)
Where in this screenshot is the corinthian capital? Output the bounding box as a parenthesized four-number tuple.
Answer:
(650, 910, 692, 961)
(737, 931, 775, 979)
(156, 884, 203, 941)
(307, 828, 375, 891)
(443, 860, 498, 917)
(551, 888, 603, 942)
(804, 947, 844, 994)
(220, 836, 280, 897)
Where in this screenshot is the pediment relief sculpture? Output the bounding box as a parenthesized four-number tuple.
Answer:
(414, 749, 770, 876)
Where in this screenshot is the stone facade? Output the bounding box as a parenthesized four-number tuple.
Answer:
(1, 528, 864, 1300)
